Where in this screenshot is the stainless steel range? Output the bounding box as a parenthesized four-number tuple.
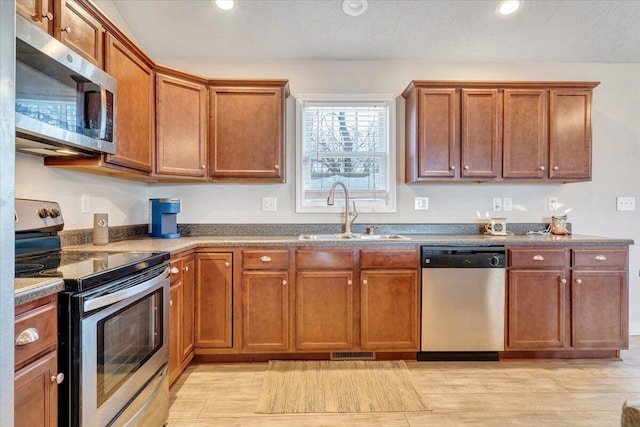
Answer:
(15, 198, 170, 427)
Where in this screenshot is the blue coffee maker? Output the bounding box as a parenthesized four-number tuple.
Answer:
(149, 198, 181, 238)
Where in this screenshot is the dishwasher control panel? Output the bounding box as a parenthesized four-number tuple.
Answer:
(421, 247, 506, 268)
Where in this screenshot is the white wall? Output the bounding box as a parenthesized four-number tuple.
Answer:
(15, 60, 640, 328)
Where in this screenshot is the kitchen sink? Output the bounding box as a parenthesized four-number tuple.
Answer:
(298, 233, 410, 241)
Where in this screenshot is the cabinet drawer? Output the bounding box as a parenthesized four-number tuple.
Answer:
(170, 258, 183, 284)
(508, 248, 566, 268)
(15, 297, 57, 367)
(360, 249, 417, 269)
(296, 250, 354, 269)
(572, 248, 627, 269)
(242, 250, 289, 270)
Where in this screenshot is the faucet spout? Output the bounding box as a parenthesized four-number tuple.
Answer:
(327, 181, 357, 234)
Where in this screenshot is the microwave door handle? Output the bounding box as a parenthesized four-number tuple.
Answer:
(83, 267, 170, 312)
(98, 84, 107, 140)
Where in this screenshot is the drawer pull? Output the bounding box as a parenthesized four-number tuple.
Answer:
(170, 267, 180, 274)
(260, 256, 272, 263)
(533, 255, 545, 261)
(51, 373, 64, 384)
(595, 255, 607, 261)
(16, 328, 40, 346)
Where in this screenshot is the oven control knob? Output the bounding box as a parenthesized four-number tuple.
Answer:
(489, 255, 502, 267)
(49, 208, 60, 218)
(37, 208, 50, 218)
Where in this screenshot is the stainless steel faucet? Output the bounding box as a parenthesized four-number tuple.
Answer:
(327, 181, 358, 235)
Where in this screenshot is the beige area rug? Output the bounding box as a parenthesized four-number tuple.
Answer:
(255, 360, 430, 414)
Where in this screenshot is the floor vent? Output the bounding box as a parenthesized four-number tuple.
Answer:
(330, 351, 375, 360)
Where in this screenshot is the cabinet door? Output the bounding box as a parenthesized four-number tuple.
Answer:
(104, 33, 154, 173)
(503, 89, 548, 179)
(360, 270, 419, 350)
(195, 253, 233, 348)
(296, 271, 353, 350)
(14, 351, 58, 427)
(549, 90, 592, 180)
(181, 254, 196, 359)
(58, 0, 104, 67)
(507, 269, 567, 349)
(460, 89, 501, 179)
(242, 271, 289, 352)
(416, 88, 458, 178)
(571, 271, 628, 348)
(209, 85, 285, 181)
(168, 282, 182, 384)
(156, 74, 208, 178)
(16, 0, 54, 34)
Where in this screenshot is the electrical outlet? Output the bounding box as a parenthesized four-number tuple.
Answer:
(414, 197, 429, 210)
(617, 196, 636, 211)
(548, 197, 559, 211)
(262, 197, 277, 212)
(81, 194, 90, 213)
(502, 197, 513, 212)
(492, 197, 502, 212)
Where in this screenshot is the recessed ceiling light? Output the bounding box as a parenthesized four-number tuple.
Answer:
(342, 0, 368, 17)
(214, 0, 235, 12)
(498, 0, 520, 16)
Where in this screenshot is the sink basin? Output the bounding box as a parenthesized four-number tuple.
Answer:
(298, 233, 410, 241)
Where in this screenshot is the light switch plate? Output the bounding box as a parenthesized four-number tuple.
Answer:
(81, 194, 90, 213)
(492, 197, 502, 212)
(414, 197, 429, 210)
(502, 197, 513, 212)
(548, 197, 559, 211)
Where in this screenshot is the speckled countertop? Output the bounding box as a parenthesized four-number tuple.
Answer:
(16, 227, 634, 306)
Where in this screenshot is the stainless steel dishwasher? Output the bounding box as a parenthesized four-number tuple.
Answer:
(419, 246, 506, 361)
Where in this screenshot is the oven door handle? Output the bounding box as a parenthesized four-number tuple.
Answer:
(83, 266, 170, 312)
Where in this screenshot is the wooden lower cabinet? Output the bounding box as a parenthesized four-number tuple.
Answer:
(168, 281, 183, 383)
(195, 252, 233, 348)
(168, 252, 195, 384)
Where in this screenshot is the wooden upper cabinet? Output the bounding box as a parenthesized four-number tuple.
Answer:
(209, 80, 289, 182)
(58, 0, 104, 68)
(155, 70, 208, 179)
(104, 33, 154, 173)
(16, 0, 54, 34)
(549, 90, 592, 180)
(460, 89, 501, 179)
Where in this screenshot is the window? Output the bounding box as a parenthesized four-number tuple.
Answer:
(296, 94, 396, 213)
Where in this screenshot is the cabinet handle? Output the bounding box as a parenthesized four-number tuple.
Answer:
(553, 166, 559, 171)
(347, 280, 352, 285)
(170, 267, 180, 274)
(225, 261, 230, 267)
(560, 278, 567, 284)
(463, 165, 469, 170)
(274, 165, 280, 170)
(595, 255, 607, 261)
(532, 255, 544, 261)
(260, 256, 272, 262)
(51, 373, 64, 384)
(16, 328, 40, 346)
(43, 12, 53, 20)
(539, 166, 546, 171)
(184, 266, 189, 272)
(575, 279, 583, 285)
(282, 280, 288, 286)
(362, 279, 368, 285)
(450, 165, 456, 170)
(62, 26, 71, 34)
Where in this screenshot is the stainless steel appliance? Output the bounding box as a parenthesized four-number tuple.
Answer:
(419, 246, 506, 361)
(15, 14, 117, 157)
(15, 199, 170, 427)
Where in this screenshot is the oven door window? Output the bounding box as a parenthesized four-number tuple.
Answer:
(96, 288, 163, 407)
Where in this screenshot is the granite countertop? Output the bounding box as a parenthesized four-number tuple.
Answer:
(16, 229, 634, 306)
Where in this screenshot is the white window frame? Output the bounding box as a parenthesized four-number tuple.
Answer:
(295, 94, 396, 213)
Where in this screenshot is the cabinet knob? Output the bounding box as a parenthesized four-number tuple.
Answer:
(560, 278, 567, 284)
(532, 255, 544, 261)
(553, 166, 559, 171)
(282, 280, 288, 286)
(575, 278, 583, 285)
(201, 165, 206, 169)
(225, 261, 230, 267)
(170, 267, 180, 274)
(260, 256, 272, 262)
(51, 373, 64, 384)
(62, 26, 71, 34)
(539, 166, 546, 171)
(274, 165, 280, 170)
(450, 165, 456, 170)
(463, 165, 469, 170)
(184, 266, 189, 272)
(595, 255, 607, 261)
(362, 279, 368, 285)
(347, 280, 352, 285)
(169, 299, 173, 306)
(16, 328, 40, 346)
(43, 12, 53, 20)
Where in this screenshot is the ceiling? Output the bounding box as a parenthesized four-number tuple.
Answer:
(111, 0, 640, 63)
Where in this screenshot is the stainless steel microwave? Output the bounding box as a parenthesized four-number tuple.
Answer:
(15, 14, 117, 157)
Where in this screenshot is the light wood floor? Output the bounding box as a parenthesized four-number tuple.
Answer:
(169, 337, 640, 426)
